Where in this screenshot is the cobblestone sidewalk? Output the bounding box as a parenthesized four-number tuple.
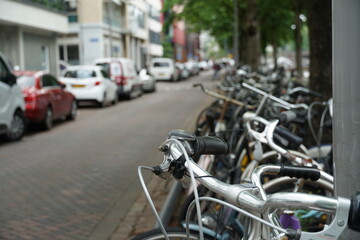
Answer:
(109, 175, 176, 240)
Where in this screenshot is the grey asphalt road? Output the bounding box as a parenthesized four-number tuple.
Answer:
(0, 71, 215, 240)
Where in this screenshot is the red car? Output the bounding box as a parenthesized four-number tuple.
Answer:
(15, 71, 77, 130)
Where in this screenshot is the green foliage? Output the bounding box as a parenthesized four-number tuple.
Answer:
(163, 0, 234, 46)
(162, 36, 174, 58)
(163, 0, 309, 64)
(26, 0, 65, 11)
(259, 0, 294, 53)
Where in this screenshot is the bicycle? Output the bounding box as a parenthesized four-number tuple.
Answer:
(132, 130, 360, 240)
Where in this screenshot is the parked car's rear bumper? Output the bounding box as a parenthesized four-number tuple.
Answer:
(153, 73, 173, 81)
(69, 87, 104, 102)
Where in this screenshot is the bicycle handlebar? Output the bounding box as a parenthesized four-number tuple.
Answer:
(193, 83, 257, 109)
(151, 134, 356, 239)
(242, 112, 321, 169)
(167, 129, 228, 156)
(242, 82, 309, 110)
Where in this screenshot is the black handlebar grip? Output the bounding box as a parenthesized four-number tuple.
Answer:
(275, 126, 303, 146)
(193, 136, 228, 155)
(279, 165, 320, 181)
(349, 191, 360, 231)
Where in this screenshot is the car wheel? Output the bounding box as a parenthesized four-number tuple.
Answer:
(66, 100, 77, 120)
(112, 93, 118, 105)
(6, 110, 26, 141)
(98, 93, 107, 107)
(152, 83, 157, 92)
(138, 86, 143, 97)
(127, 88, 134, 100)
(43, 107, 53, 130)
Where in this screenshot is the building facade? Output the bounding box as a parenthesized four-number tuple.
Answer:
(0, 0, 163, 76)
(0, 0, 68, 76)
(58, 0, 163, 70)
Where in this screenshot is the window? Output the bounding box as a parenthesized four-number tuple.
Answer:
(103, 2, 121, 28)
(154, 62, 170, 67)
(67, 45, 79, 65)
(129, 5, 145, 29)
(64, 70, 96, 79)
(0, 58, 9, 82)
(149, 6, 160, 21)
(150, 30, 161, 45)
(101, 70, 110, 79)
(42, 75, 60, 88)
(17, 76, 35, 87)
(59, 45, 80, 65)
(110, 63, 122, 76)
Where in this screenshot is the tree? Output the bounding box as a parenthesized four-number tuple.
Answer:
(259, 0, 294, 70)
(240, 0, 261, 70)
(163, 0, 234, 45)
(305, 0, 332, 98)
(293, 0, 304, 80)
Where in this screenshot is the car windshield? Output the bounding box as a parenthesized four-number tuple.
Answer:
(64, 70, 96, 78)
(153, 62, 170, 67)
(96, 63, 111, 75)
(17, 76, 35, 87)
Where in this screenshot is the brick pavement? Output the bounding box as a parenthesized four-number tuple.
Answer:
(109, 175, 177, 240)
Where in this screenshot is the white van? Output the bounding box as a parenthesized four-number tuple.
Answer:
(149, 58, 179, 82)
(0, 52, 26, 141)
(94, 58, 142, 99)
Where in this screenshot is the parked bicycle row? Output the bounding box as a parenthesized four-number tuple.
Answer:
(131, 66, 360, 239)
(0, 52, 210, 142)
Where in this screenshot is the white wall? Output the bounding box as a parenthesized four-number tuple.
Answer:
(0, 0, 68, 33)
(79, 24, 103, 65)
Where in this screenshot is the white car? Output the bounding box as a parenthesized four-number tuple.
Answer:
(175, 62, 190, 80)
(60, 65, 118, 107)
(149, 58, 179, 82)
(0, 52, 26, 141)
(139, 69, 156, 92)
(94, 58, 143, 100)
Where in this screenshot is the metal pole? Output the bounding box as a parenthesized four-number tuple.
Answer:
(154, 182, 183, 228)
(333, 0, 360, 238)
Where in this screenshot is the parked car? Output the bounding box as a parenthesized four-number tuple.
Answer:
(139, 69, 156, 92)
(198, 60, 210, 71)
(60, 65, 118, 107)
(15, 71, 77, 130)
(0, 52, 26, 140)
(175, 62, 190, 80)
(94, 58, 143, 99)
(149, 58, 179, 82)
(185, 61, 200, 76)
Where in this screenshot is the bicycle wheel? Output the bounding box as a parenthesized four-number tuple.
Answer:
(130, 227, 213, 240)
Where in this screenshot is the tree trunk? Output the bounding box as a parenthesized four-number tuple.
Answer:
(272, 38, 278, 70)
(306, 0, 332, 98)
(243, 0, 261, 71)
(293, 0, 303, 81)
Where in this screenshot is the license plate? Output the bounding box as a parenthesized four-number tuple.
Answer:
(72, 84, 85, 88)
(158, 73, 165, 76)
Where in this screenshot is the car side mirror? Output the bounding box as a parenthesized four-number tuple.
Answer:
(60, 82, 66, 89)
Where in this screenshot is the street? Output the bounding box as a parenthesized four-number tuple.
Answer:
(0, 71, 215, 240)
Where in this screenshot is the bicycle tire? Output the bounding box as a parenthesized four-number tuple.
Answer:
(130, 227, 213, 240)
